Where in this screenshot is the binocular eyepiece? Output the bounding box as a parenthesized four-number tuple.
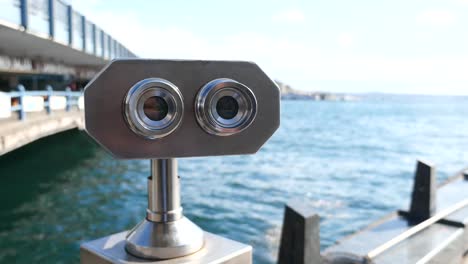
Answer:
(124, 78, 184, 139)
(195, 78, 257, 136)
(124, 78, 257, 139)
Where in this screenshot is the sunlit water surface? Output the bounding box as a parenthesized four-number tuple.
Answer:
(1, 95, 468, 263)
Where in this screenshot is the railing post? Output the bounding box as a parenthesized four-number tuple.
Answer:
(278, 202, 322, 264)
(397, 160, 437, 225)
(67, 5, 73, 46)
(46, 85, 53, 115)
(101, 31, 105, 57)
(81, 15, 86, 51)
(17, 84, 26, 121)
(20, 0, 28, 30)
(66, 87, 72, 111)
(408, 160, 436, 223)
(92, 24, 97, 55)
(107, 35, 111, 59)
(48, 0, 54, 38)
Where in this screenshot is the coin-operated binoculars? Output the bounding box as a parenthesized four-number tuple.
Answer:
(80, 60, 280, 263)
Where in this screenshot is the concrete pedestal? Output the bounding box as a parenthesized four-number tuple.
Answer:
(80, 231, 252, 264)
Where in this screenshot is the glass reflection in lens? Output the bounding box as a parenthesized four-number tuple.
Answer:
(143, 96, 169, 121)
(216, 96, 239, 119)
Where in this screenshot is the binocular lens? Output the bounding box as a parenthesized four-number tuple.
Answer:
(144, 96, 169, 121)
(216, 96, 239, 120)
(196, 79, 257, 136)
(124, 78, 184, 139)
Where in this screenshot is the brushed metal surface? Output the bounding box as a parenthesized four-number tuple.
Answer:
(124, 159, 204, 260)
(81, 231, 252, 264)
(146, 159, 182, 222)
(125, 217, 204, 260)
(84, 59, 280, 159)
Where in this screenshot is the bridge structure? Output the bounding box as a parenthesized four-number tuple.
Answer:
(0, 0, 136, 155)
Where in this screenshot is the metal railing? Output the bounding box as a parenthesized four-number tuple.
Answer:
(366, 199, 468, 259)
(0, 0, 135, 59)
(2, 84, 83, 121)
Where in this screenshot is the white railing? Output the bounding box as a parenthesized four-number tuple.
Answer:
(0, 84, 83, 120)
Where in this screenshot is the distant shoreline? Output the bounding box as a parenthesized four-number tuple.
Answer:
(281, 93, 359, 101)
(276, 80, 359, 101)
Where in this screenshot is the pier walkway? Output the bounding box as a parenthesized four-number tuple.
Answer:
(0, 1, 135, 155)
(0, 109, 84, 156)
(0, 85, 84, 156)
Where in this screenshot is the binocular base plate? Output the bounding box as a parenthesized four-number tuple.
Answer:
(80, 231, 252, 264)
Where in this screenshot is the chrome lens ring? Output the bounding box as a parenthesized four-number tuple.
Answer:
(124, 78, 183, 139)
(195, 78, 257, 136)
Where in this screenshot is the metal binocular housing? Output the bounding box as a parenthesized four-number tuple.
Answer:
(85, 59, 280, 159)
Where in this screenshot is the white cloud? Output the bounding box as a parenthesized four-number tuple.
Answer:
(337, 32, 354, 48)
(308, 56, 468, 83)
(416, 9, 457, 26)
(68, 2, 319, 76)
(272, 9, 306, 23)
(70, 1, 468, 95)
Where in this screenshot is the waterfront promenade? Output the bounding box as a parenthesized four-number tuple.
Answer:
(0, 109, 84, 156)
(0, 0, 132, 156)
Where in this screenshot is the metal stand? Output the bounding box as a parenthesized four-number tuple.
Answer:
(125, 159, 204, 259)
(81, 158, 252, 263)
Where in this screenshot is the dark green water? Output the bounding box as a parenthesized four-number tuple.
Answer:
(0, 131, 101, 263)
(1, 96, 468, 263)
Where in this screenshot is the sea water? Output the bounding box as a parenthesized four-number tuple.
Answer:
(0, 95, 468, 263)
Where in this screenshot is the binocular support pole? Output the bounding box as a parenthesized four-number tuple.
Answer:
(147, 159, 182, 222)
(125, 159, 204, 259)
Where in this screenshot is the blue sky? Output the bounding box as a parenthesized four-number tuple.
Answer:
(72, 0, 468, 95)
